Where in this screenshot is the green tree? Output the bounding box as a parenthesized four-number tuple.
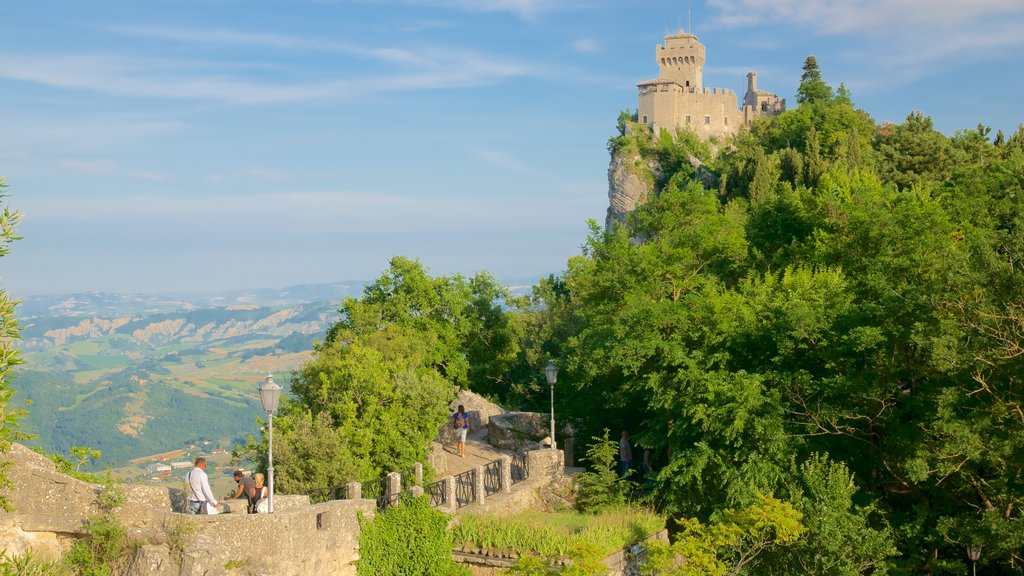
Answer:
(797, 56, 832, 105)
(876, 112, 960, 189)
(70, 446, 102, 473)
(258, 257, 523, 491)
(643, 494, 805, 576)
(768, 454, 896, 575)
(574, 429, 630, 513)
(0, 178, 23, 512)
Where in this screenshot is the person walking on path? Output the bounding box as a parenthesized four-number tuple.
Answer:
(185, 457, 220, 514)
(619, 430, 633, 478)
(452, 405, 470, 458)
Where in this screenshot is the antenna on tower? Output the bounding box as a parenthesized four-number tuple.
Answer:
(688, 1, 692, 34)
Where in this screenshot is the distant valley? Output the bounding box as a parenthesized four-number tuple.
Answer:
(11, 283, 361, 469)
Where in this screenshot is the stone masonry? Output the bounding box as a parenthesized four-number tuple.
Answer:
(637, 31, 785, 140)
(0, 443, 373, 576)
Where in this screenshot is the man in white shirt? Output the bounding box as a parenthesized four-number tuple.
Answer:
(185, 457, 220, 514)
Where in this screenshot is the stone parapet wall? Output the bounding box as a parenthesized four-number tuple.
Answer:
(0, 443, 372, 576)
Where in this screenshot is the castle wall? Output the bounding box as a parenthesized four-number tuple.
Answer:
(639, 83, 743, 140)
(637, 32, 784, 141)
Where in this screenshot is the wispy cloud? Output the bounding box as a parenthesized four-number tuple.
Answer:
(406, 0, 559, 20)
(707, 0, 1024, 34)
(57, 158, 170, 182)
(58, 159, 120, 175)
(0, 46, 541, 104)
(706, 0, 1024, 92)
(572, 38, 599, 53)
(473, 148, 541, 175)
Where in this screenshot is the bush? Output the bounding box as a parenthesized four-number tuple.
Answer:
(356, 496, 469, 576)
(65, 514, 135, 576)
(574, 429, 630, 513)
(0, 548, 68, 576)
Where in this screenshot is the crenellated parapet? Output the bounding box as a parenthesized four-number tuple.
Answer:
(637, 31, 785, 140)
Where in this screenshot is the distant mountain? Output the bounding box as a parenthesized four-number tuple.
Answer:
(16, 281, 364, 319)
(11, 296, 345, 469)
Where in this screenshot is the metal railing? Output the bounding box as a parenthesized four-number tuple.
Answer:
(307, 484, 346, 504)
(511, 452, 529, 484)
(483, 460, 502, 497)
(454, 469, 476, 509)
(361, 476, 392, 512)
(426, 478, 447, 508)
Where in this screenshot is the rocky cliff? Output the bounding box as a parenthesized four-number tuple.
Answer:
(605, 146, 657, 231)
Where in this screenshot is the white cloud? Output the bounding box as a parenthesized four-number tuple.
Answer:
(0, 47, 540, 104)
(706, 0, 1024, 93)
(406, 0, 553, 19)
(707, 0, 1024, 34)
(572, 38, 600, 53)
(56, 158, 169, 182)
(58, 159, 120, 175)
(473, 148, 541, 175)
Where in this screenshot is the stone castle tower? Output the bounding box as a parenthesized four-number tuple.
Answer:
(637, 31, 785, 139)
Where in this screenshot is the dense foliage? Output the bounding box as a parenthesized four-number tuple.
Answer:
(253, 256, 523, 493)
(356, 496, 469, 576)
(542, 72, 1024, 574)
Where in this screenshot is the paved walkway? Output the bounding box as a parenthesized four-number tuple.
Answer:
(438, 428, 512, 478)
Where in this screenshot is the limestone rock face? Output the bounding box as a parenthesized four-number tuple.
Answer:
(605, 150, 656, 230)
(488, 412, 548, 452)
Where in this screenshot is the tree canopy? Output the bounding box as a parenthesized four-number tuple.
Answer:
(537, 62, 1024, 573)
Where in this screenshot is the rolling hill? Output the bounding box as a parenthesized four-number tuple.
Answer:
(10, 286, 353, 469)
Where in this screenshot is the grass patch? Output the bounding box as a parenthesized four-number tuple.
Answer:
(451, 508, 663, 559)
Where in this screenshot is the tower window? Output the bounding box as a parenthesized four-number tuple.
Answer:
(704, 115, 711, 125)
(685, 115, 691, 124)
(724, 117, 729, 125)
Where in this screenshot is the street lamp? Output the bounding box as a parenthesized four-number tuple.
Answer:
(966, 546, 982, 576)
(259, 372, 282, 513)
(545, 360, 558, 450)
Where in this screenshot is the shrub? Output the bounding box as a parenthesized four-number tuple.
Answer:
(356, 496, 469, 576)
(0, 548, 68, 576)
(65, 514, 135, 576)
(574, 429, 630, 513)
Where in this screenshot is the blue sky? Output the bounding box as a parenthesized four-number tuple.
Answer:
(2, 0, 1023, 296)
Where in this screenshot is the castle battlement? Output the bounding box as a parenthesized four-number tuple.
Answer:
(637, 32, 785, 140)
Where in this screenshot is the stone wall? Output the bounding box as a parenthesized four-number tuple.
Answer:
(0, 443, 373, 576)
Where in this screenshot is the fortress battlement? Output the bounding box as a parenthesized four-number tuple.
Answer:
(637, 32, 785, 140)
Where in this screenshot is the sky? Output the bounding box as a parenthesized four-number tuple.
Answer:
(2, 0, 1023, 297)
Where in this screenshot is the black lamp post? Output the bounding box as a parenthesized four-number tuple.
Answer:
(259, 372, 282, 513)
(545, 360, 558, 450)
